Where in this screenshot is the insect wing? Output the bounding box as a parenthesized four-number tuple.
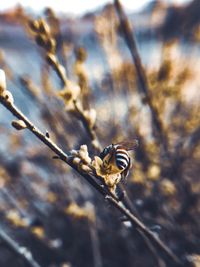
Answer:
(115, 140, 139, 151)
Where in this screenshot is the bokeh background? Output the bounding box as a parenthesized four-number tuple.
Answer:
(0, 0, 200, 267)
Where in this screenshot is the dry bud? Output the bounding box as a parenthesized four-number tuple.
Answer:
(160, 179, 176, 196)
(80, 164, 91, 173)
(75, 47, 87, 62)
(70, 149, 78, 156)
(29, 20, 40, 32)
(1, 90, 14, 104)
(11, 120, 27, 130)
(147, 164, 161, 181)
(6, 210, 28, 227)
(72, 157, 81, 165)
(79, 145, 91, 164)
(31, 226, 45, 239)
(0, 69, 6, 94)
(71, 145, 92, 170)
(65, 202, 87, 219)
(80, 144, 88, 152)
(57, 81, 80, 110)
(46, 38, 56, 53)
(35, 34, 47, 48)
(38, 19, 50, 35)
(46, 52, 57, 66)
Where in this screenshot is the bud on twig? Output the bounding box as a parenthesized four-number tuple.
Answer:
(35, 34, 47, 48)
(38, 19, 50, 35)
(1, 90, 14, 104)
(0, 69, 6, 94)
(46, 53, 57, 66)
(28, 20, 40, 32)
(11, 120, 27, 130)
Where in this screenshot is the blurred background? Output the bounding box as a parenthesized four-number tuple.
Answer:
(0, 0, 200, 267)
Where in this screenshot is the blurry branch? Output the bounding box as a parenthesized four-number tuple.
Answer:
(184, 126, 200, 157)
(0, 90, 183, 267)
(87, 204, 103, 267)
(0, 229, 41, 267)
(119, 185, 166, 267)
(107, 195, 182, 266)
(73, 100, 100, 146)
(28, 18, 102, 152)
(19, 76, 42, 102)
(19, 75, 71, 147)
(114, 0, 169, 157)
(65, 201, 102, 267)
(137, 230, 166, 267)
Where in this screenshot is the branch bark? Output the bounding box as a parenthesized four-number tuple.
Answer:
(114, 0, 170, 157)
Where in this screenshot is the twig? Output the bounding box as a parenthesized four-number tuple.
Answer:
(73, 100, 102, 152)
(114, 0, 169, 157)
(28, 17, 102, 152)
(0, 95, 183, 266)
(0, 229, 41, 267)
(88, 216, 103, 267)
(105, 196, 181, 266)
(119, 185, 166, 267)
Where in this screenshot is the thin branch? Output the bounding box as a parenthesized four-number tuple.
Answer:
(88, 217, 103, 267)
(73, 100, 102, 152)
(0, 229, 41, 267)
(114, 0, 169, 157)
(106, 196, 181, 266)
(0, 95, 184, 266)
(28, 17, 102, 152)
(119, 185, 166, 267)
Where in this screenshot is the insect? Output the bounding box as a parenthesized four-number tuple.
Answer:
(99, 140, 138, 190)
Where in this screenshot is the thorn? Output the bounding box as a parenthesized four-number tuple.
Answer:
(46, 131, 50, 138)
(52, 155, 60, 159)
(104, 195, 110, 200)
(120, 215, 129, 222)
(149, 225, 162, 233)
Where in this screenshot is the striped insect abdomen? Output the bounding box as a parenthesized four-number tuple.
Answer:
(115, 146, 130, 170)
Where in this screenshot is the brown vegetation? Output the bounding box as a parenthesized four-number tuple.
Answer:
(0, 1, 199, 267)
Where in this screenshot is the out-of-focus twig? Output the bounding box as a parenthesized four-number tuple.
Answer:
(0, 229, 41, 267)
(73, 100, 102, 152)
(114, 0, 169, 157)
(28, 18, 102, 152)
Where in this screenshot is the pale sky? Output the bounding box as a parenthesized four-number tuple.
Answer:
(0, 0, 192, 15)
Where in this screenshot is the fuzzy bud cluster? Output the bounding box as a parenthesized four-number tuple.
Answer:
(29, 19, 56, 54)
(70, 145, 92, 173)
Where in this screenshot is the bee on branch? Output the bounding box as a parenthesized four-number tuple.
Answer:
(93, 140, 139, 193)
